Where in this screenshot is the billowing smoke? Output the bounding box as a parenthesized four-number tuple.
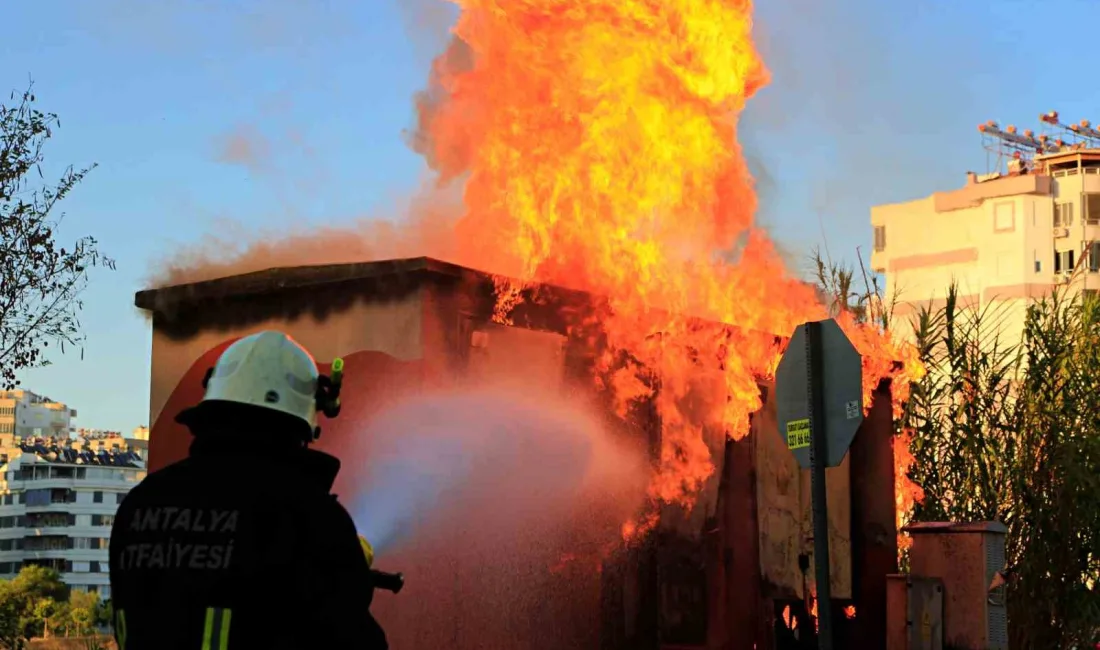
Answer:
(146, 180, 465, 287)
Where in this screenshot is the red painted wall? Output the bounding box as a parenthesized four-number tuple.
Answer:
(147, 340, 428, 495)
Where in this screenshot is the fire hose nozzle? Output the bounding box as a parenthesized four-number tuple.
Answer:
(371, 569, 405, 595)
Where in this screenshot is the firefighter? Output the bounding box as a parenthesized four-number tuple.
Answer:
(108, 331, 388, 649)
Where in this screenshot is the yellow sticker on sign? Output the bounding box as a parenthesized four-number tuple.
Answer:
(786, 418, 811, 450)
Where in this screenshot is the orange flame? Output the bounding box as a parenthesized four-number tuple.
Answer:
(421, 1, 924, 538)
(621, 511, 659, 543)
(894, 427, 925, 551)
(781, 605, 798, 630)
(801, 590, 856, 631)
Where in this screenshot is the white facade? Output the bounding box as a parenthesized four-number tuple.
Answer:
(0, 390, 77, 439)
(871, 150, 1100, 343)
(0, 448, 146, 597)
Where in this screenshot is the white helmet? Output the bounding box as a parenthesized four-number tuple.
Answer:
(195, 331, 321, 432)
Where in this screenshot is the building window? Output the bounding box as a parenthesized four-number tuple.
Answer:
(1054, 202, 1075, 227)
(1086, 194, 1100, 225)
(1055, 249, 1076, 273)
(90, 561, 101, 573)
(1091, 242, 1100, 273)
(873, 226, 886, 252)
(25, 488, 76, 505)
(24, 489, 49, 507)
(50, 467, 74, 480)
(994, 202, 1015, 232)
(116, 493, 125, 505)
(91, 515, 114, 527)
(93, 491, 103, 504)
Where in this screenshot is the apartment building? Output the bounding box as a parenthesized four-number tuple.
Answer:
(0, 390, 77, 441)
(870, 120, 1100, 342)
(77, 427, 149, 454)
(0, 437, 146, 597)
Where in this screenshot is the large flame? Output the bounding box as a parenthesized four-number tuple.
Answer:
(415, 0, 923, 531)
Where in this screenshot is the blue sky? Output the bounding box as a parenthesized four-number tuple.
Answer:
(2, 0, 1096, 431)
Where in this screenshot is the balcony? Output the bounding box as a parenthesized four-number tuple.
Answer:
(22, 513, 76, 530)
(23, 488, 75, 509)
(23, 558, 71, 573)
(12, 466, 143, 487)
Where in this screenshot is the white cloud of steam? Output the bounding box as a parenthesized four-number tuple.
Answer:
(345, 387, 646, 555)
(340, 385, 648, 648)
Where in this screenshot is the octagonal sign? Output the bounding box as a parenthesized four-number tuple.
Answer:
(774, 318, 864, 469)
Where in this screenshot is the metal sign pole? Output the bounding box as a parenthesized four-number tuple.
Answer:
(777, 317, 862, 648)
(806, 321, 834, 649)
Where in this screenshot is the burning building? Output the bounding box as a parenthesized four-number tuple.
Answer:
(135, 256, 901, 650)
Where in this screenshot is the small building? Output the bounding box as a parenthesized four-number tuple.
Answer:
(135, 256, 900, 650)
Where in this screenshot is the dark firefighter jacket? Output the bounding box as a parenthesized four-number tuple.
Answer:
(108, 435, 388, 650)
